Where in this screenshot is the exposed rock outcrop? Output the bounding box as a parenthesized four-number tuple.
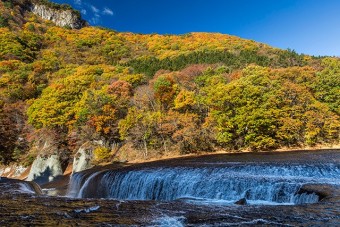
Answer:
(27, 154, 63, 184)
(72, 142, 95, 174)
(8, 0, 87, 29)
(0, 165, 28, 179)
(25, 128, 71, 184)
(29, 2, 87, 29)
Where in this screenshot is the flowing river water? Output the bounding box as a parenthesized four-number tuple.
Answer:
(1, 149, 340, 226)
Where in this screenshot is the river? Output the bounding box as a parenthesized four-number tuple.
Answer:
(1, 149, 339, 226)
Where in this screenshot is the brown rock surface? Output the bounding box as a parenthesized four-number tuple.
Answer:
(297, 184, 340, 202)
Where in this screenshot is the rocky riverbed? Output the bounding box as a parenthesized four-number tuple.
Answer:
(1, 149, 340, 226)
(0, 186, 339, 226)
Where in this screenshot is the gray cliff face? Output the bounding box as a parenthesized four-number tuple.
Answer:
(72, 143, 95, 174)
(30, 3, 86, 29)
(27, 154, 63, 184)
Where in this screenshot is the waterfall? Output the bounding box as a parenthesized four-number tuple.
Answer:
(67, 171, 97, 197)
(0, 177, 43, 195)
(67, 163, 340, 205)
(67, 172, 86, 198)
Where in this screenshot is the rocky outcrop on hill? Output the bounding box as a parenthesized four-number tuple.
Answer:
(7, 0, 87, 29)
(29, 2, 86, 29)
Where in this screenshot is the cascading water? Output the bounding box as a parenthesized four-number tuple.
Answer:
(0, 177, 43, 195)
(67, 172, 91, 198)
(67, 163, 340, 205)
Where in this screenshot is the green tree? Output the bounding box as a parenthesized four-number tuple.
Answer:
(27, 73, 95, 129)
(314, 58, 340, 114)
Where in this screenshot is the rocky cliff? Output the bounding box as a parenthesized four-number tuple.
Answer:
(5, 0, 87, 29)
(29, 2, 86, 29)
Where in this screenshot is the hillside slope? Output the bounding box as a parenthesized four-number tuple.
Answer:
(0, 0, 339, 166)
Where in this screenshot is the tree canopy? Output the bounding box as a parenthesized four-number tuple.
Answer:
(0, 0, 338, 164)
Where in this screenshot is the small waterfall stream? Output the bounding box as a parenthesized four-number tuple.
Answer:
(0, 177, 43, 195)
(67, 163, 340, 205)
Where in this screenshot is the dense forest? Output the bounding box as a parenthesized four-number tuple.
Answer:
(0, 0, 339, 165)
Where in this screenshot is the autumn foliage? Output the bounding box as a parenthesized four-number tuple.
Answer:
(0, 0, 339, 164)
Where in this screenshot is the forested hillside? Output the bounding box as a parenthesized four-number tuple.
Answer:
(0, 0, 339, 165)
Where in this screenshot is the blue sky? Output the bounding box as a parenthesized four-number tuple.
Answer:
(51, 0, 340, 56)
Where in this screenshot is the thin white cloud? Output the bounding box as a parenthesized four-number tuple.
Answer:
(74, 0, 82, 5)
(76, 2, 114, 25)
(90, 5, 99, 13)
(103, 7, 114, 16)
(90, 13, 101, 25)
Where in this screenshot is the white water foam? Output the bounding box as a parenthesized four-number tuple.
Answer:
(67, 163, 340, 205)
(74, 205, 100, 213)
(18, 183, 36, 194)
(151, 216, 185, 227)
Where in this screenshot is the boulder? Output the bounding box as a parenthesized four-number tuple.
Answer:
(235, 198, 247, 205)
